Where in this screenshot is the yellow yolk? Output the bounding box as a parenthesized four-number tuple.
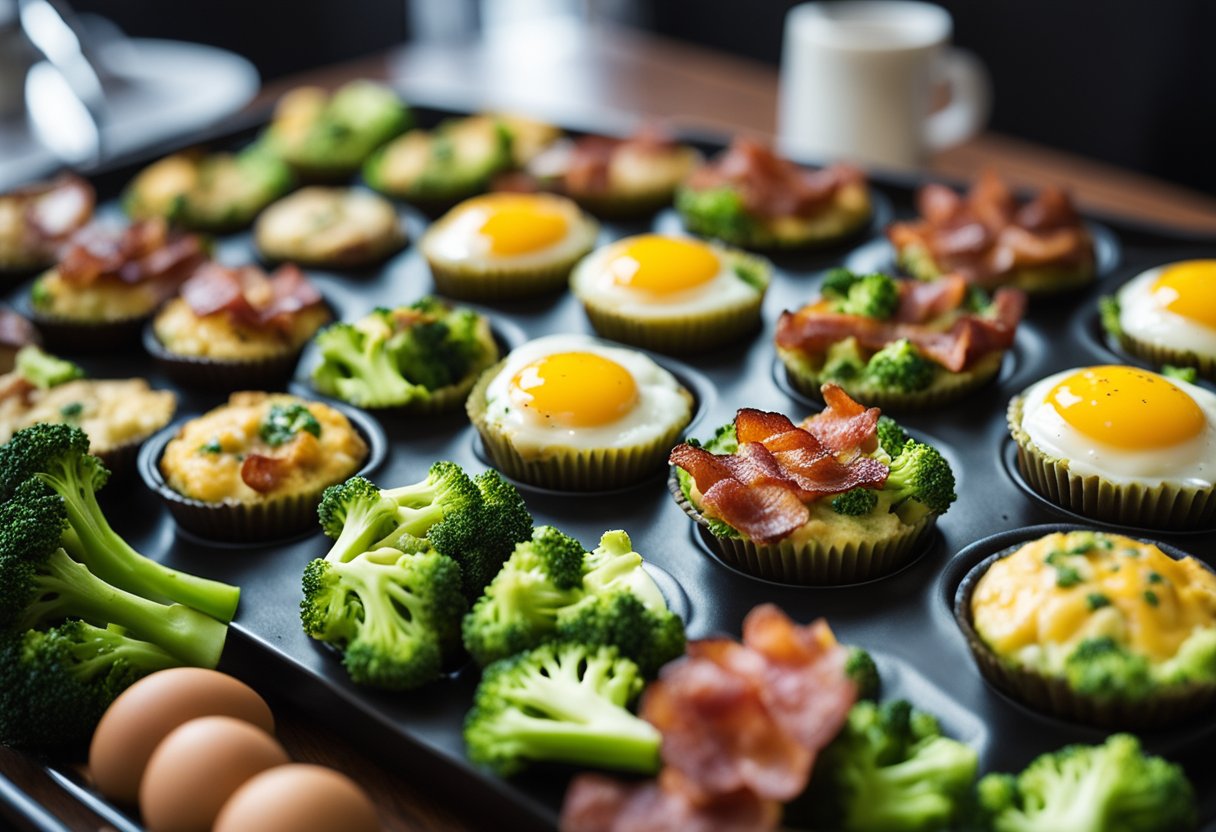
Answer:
(607, 235, 721, 294)
(509, 352, 639, 428)
(475, 196, 569, 256)
(972, 532, 1216, 662)
(1047, 365, 1205, 450)
(1153, 260, 1216, 329)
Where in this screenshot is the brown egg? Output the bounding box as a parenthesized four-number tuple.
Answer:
(140, 715, 289, 832)
(89, 668, 274, 804)
(213, 764, 381, 832)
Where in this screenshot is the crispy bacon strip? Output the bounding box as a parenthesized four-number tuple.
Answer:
(685, 138, 863, 219)
(57, 219, 206, 292)
(563, 125, 682, 195)
(894, 273, 969, 323)
(181, 262, 324, 332)
(801, 384, 880, 455)
(560, 774, 781, 832)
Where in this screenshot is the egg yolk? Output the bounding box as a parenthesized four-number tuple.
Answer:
(476, 196, 569, 256)
(607, 235, 720, 294)
(1153, 260, 1216, 329)
(509, 352, 639, 428)
(1047, 365, 1205, 450)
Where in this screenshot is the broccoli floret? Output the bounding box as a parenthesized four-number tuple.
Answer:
(822, 267, 862, 299)
(380, 460, 483, 544)
(15, 346, 83, 389)
(829, 272, 901, 319)
(846, 647, 881, 700)
(0, 619, 181, 748)
(801, 699, 978, 832)
(876, 415, 912, 459)
(1157, 627, 1216, 686)
(259, 402, 321, 447)
(0, 424, 240, 622)
(389, 299, 490, 391)
(463, 641, 660, 776)
(1098, 295, 1122, 339)
(675, 185, 755, 243)
(972, 734, 1196, 832)
(864, 340, 937, 393)
(1162, 364, 1199, 384)
(462, 526, 587, 666)
(311, 319, 421, 408)
(1063, 637, 1153, 699)
(300, 546, 465, 690)
(315, 476, 402, 563)
(883, 439, 957, 515)
(430, 469, 532, 599)
(833, 487, 879, 516)
(822, 337, 867, 382)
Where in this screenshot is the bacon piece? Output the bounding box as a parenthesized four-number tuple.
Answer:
(563, 126, 681, 195)
(0, 308, 38, 351)
(240, 454, 287, 493)
(1016, 185, 1080, 231)
(735, 408, 801, 446)
(894, 273, 969, 323)
(24, 175, 94, 242)
(58, 219, 206, 294)
(700, 478, 809, 545)
(802, 384, 880, 455)
(560, 774, 780, 832)
(181, 262, 323, 332)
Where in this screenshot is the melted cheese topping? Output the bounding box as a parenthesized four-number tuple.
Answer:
(0, 378, 176, 454)
(972, 531, 1216, 663)
(153, 298, 330, 360)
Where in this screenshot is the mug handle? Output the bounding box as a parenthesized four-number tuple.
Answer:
(924, 48, 992, 152)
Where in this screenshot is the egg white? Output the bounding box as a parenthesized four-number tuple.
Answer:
(1019, 367, 1216, 486)
(421, 194, 598, 272)
(482, 334, 692, 457)
(570, 235, 763, 320)
(1117, 264, 1216, 357)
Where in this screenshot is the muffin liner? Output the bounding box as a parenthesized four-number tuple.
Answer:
(256, 229, 407, 271)
(426, 253, 588, 302)
(579, 297, 763, 354)
(954, 545, 1216, 729)
(568, 188, 675, 220)
(137, 402, 386, 543)
(1008, 396, 1216, 530)
(143, 321, 306, 390)
(778, 348, 1004, 412)
(668, 471, 936, 585)
(466, 364, 692, 490)
(27, 309, 149, 352)
(1116, 331, 1216, 380)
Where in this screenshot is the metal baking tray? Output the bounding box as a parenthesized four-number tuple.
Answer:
(3, 100, 1216, 831)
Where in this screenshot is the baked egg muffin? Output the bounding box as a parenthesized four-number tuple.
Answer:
(254, 187, 406, 268)
(0, 175, 94, 272)
(421, 192, 598, 300)
(1009, 365, 1216, 529)
(467, 334, 693, 489)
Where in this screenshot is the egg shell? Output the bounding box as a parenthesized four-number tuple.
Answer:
(89, 668, 274, 804)
(213, 764, 381, 832)
(140, 715, 290, 832)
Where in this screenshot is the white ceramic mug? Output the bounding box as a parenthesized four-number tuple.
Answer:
(778, 1, 990, 169)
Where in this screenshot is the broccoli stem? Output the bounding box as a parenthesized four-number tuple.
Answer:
(491, 708, 660, 773)
(69, 624, 181, 680)
(45, 470, 240, 622)
(26, 550, 226, 668)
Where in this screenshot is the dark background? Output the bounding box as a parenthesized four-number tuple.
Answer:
(71, 0, 1216, 194)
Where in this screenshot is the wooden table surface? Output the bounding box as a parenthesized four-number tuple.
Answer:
(5, 21, 1216, 832)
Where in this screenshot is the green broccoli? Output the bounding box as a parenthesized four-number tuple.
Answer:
(431, 469, 533, 599)
(462, 526, 587, 666)
(1063, 637, 1153, 699)
(0, 619, 181, 748)
(864, 340, 937, 393)
(553, 531, 685, 676)
(315, 476, 401, 563)
(833, 487, 880, 516)
(883, 439, 957, 515)
(822, 337, 867, 382)
(259, 402, 321, 447)
(876, 415, 912, 458)
(823, 271, 901, 319)
(971, 733, 1196, 832)
(300, 545, 465, 690)
(1098, 295, 1122, 339)
(0, 424, 240, 622)
(846, 647, 881, 700)
(1156, 627, 1216, 685)
(311, 317, 419, 408)
(1162, 365, 1199, 384)
(463, 641, 659, 776)
(799, 699, 978, 832)
(14, 346, 83, 390)
(675, 185, 755, 244)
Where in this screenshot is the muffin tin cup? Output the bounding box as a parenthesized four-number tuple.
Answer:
(954, 541, 1216, 729)
(1115, 331, 1216, 381)
(579, 298, 763, 355)
(27, 311, 149, 352)
(669, 470, 936, 585)
(778, 348, 1004, 413)
(137, 402, 386, 543)
(143, 322, 306, 390)
(425, 256, 584, 302)
(896, 245, 1096, 296)
(1008, 396, 1216, 530)
(569, 189, 675, 220)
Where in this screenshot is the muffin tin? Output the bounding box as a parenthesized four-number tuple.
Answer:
(3, 103, 1216, 830)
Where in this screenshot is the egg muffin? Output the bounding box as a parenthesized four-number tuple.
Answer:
(775, 270, 1025, 411)
(421, 193, 598, 300)
(1101, 260, 1216, 380)
(311, 296, 498, 412)
(569, 233, 769, 353)
(260, 80, 410, 179)
(124, 148, 293, 232)
(887, 170, 1095, 295)
(0, 175, 94, 272)
(28, 219, 208, 349)
(156, 392, 369, 540)
(675, 138, 871, 250)
(670, 387, 956, 585)
(149, 262, 330, 388)
(0, 345, 175, 474)
(467, 334, 693, 490)
(958, 530, 1216, 727)
(1008, 365, 1216, 530)
(254, 187, 406, 269)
